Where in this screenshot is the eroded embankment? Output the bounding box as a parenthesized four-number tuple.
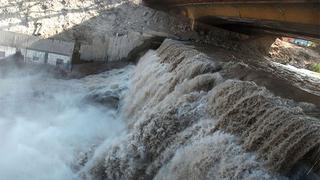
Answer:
(86, 39, 320, 179)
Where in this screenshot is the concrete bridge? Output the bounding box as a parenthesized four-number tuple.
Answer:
(143, 0, 320, 39)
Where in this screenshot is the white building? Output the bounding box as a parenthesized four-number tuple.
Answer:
(22, 49, 46, 64)
(0, 45, 16, 60)
(0, 30, 74, 70)
(48, 53, 71, 69)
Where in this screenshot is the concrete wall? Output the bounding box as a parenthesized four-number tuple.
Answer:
(107, 32, 148, 61)
(80, 36, 109, 61)
(0, 30, 152, 64)
(78, 32, 149, 62)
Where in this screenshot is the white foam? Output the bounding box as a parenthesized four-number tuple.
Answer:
(0, 66, 133, 180)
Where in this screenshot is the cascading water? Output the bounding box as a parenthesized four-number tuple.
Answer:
(86, 40, 319, 180)
(0, 39, 319, 180)
(86, 49, 282, 180)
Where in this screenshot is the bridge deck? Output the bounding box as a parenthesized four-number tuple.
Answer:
(143, 0, 320, 38)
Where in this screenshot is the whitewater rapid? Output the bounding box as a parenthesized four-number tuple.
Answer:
(0, 65, 134, 180)
(0, 39, 319, 180)
(86, 41, 318, 180)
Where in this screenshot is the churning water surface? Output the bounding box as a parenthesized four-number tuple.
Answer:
(0, 65, 134, 180)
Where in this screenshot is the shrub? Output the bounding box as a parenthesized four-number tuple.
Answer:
(311, 63, 320, 73)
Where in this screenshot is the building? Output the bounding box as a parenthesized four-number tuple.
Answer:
(0, 31, 74, 70)
(47, 53, 71, 69)
(22, 49, 46, 64)
(0, 45, 16, 59)
(282, 37, 313, 47)
(293, 39, 312, 47)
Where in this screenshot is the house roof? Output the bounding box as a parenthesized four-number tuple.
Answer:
(0, 31, 75, 56)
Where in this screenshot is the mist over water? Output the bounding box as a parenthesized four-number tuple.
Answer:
(0, 45, 318, 180)
(0, 65, 133, 180)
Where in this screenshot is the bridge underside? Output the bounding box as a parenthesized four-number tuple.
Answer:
(143, 0, 320, 39)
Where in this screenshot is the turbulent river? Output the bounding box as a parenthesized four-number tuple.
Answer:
(0, 65, 134, 179)
(0, 40, 319, 180)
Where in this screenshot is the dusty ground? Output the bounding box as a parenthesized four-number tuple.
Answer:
(196, 40, 320, 109)
(0, 0, 196, 39)
(0, 0, 243, 60)
(269, 38, 320, 72)
(0, 0, 123, 37)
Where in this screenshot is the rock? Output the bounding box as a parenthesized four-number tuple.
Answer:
(85, 91, 120, 109)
